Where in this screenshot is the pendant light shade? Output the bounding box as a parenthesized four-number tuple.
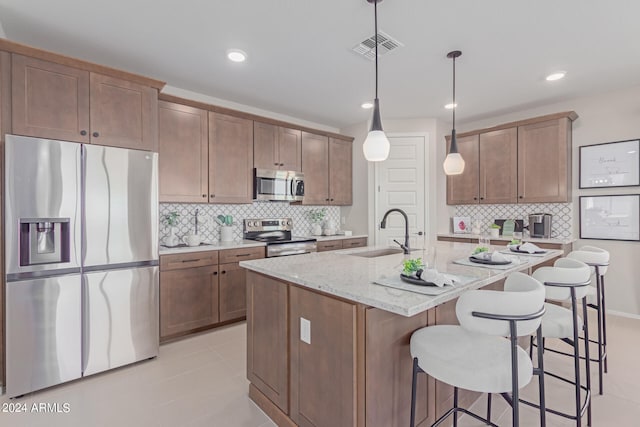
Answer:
(443, 50, 465, 175)
(363, 0, 389, 162)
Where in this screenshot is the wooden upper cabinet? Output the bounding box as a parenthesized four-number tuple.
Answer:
(254, 121, 301, 171)
(301, 131, 330, 205)
(0, 51, 10, 143)
(446, 134, 479, 205)
(12, 54, 90, 143)
(89, 73, 158, 151)
(329, 138, 352, 205)
(518, 117, 571, 203)
(479, 127, 518, 204)
(208, 111, 254, 203)
(158, 101, 208, 203)
(11, 54, 158, 151)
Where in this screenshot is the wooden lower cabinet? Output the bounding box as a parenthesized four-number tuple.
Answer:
(160, 264, 219, 338)
(289, 286, 357, 427)
(317, 237, 367, 252)
(247, 272, 290, 413)
(219, 262, 247, 322)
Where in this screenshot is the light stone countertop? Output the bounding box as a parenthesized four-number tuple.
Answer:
(159, 240, 266, 255)
(437, 232, 576, 245)
(308, 234, 368, 241)
(240, 241, 562, 317)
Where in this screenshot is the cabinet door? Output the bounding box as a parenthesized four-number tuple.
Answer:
(316, 240, 343, 252)
(1, 51, 11, 143)
(479, 128, 517, 204)
(518, 118, 571, 203)
(254, 121, 279, 170)
(329, 138, 352, 205)
(160, 265, 219, 339)
(208, 112, 254, 203)
(446, 134, 479, 205)
(158, 101, 208, 203)
(89, 73, 157, 151)
(290, 285, 356, 427)
(247, 271, 289, 413)
(301, 132, 330, 205)
(12, 54, 90, 143)
(278, 127, 302, 171)
(219, 262, 247, 322)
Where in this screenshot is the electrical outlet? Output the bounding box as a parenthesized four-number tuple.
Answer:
(341, 216, 346, 225)
(300, 317, 311, 344)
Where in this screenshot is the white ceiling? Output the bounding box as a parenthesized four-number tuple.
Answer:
(1, 0, 639, 129)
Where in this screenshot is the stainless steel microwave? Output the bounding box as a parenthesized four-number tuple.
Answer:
(254, 169, 304, 202)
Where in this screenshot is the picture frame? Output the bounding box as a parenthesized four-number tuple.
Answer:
(579, 194, 640, 241)
(579, 139, 640, 188)
(452, 216, 471, 234)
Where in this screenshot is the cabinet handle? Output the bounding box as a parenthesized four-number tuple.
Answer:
(280, 163, 284, 166)
(202, 194, 207, 198)
(80, 130, 87, 136)
(181, 259, 201, 263)
(235, 253, 251, 257)
(92, 132, 99, 138)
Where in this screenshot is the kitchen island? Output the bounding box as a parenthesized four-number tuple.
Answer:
(240, 242, 562, 427)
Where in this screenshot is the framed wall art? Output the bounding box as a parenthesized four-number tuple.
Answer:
(579, 139, 640, 188)
(579, 194, 640, 241)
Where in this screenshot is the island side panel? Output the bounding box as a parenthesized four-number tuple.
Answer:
(246, 271, 290, 414)
(365, 307, 435, 427)
(289, 285, 357, 427)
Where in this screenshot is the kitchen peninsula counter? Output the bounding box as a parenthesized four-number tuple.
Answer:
(240, 242, 562, 427)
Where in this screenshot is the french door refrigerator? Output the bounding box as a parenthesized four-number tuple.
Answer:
(5, 135, 159, 397)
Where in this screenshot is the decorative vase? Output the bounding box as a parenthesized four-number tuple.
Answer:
(311, 223, 322, 236)
(220, 225, 234, 242)
(163, 226, 179, 247)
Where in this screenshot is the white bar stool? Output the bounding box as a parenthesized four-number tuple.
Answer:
(568, 245, 610, 395)
(530, 258, 592, 427)
(409, 272, 547, 427)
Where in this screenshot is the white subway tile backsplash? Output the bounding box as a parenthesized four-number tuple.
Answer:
(159, 202, 340, 242)
(454, 203, 573, 238)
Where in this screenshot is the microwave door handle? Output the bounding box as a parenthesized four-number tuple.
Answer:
(290, 179, 295, 197)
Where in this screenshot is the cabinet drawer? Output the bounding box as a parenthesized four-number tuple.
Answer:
(437, 236, 474, 244)
(342, 237, 367, 249)
(219, 246, 265, 264)
(160, 251, 218, 271)
(317, 240, 344, 252)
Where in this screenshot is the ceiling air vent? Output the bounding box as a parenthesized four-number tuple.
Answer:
(352, 30, 404, 60)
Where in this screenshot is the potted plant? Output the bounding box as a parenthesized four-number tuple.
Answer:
(308, 208, 326, 236)
(489, 223, 501, 238)
(163, 211, 180, 246)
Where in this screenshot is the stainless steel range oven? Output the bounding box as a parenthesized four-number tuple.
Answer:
(244, 218, 316, 257)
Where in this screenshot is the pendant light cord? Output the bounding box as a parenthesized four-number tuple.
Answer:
(374, 0, 379, 99)
(452, 54, 456, 130)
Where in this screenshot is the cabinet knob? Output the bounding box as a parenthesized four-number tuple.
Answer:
(330, 198, 334, 201)
(92, 132, 99, 138)
(213, 271, 218, 276)
(480, 197, 484, 200)
(274, 163, 279, 166)
(80, 130, 87, 136)
(325, 198, 329, 201)
(210, 194, 215, 198)
(519, 195, 523, 199)
(202, 194, 207, 198)
(473, 197, 478, 200)
(280, 163, 284, 166)
(221, 270, 226, 274)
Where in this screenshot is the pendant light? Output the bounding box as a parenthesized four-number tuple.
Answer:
(443, 50, 465, 175)
(362, 0, 390, 162)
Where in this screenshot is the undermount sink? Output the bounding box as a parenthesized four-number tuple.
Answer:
(349, 248, 415, 258)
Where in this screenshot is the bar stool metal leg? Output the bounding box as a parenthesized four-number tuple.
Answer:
(601, 274, 608, 373)
(453, 387, 459, 427)
(595, 271, 604, 395)
(583, 296, 592, 427)
(571, 289, 583, 427)
(410, 357, 419, 427)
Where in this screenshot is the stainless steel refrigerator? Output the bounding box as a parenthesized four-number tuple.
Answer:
(4, 135, 159, 397)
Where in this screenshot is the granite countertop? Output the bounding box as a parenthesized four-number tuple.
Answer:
(240, 241, 562, 317)
(159, 240, 266, 255)
(437, 232, 576, 245)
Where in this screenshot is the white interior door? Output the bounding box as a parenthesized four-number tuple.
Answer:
(375, 135, 426, 248)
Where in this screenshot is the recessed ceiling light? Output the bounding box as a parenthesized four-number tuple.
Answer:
(227, 49, 247, 62)
(361, 102, 374, 109)
(445, 103, 457, 110)
(545, 71, 566, 81)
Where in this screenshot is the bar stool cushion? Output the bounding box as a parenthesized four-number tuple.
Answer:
(541, 303, 584, 338)
(410, 325, 533, 394)
(568, 246, 610, 276)
(532, 258, 591, 302)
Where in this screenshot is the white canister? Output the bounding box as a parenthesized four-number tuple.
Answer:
(220, 226, 234, 242)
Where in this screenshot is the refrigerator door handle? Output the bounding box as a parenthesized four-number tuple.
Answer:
(81, 273, 89, 375)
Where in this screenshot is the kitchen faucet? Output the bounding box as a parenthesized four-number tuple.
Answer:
(380, 208, 410, 254)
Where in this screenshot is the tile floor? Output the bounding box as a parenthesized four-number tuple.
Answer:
(1, 314, 639, 426)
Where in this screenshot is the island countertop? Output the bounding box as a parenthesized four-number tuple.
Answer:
(240, 241, 562, 317)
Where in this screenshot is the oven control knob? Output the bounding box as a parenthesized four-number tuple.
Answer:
(281, 220, 286, 226)
(286, 220, 292, 226)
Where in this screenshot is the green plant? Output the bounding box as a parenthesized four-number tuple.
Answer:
(402, 258, 424, 275)
(308, 208, 327, 223)
(473, 246, 489, 255)
(163, 211, 180, 227)
(490, 223, 501, 229)
(509, 239, 521, 245)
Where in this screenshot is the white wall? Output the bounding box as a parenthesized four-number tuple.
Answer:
(436, 85, 640, 317)
(0, 20, 5, 38)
